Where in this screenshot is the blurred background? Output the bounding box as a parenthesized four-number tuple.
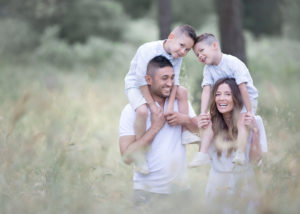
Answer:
(0, 0, 300, 213)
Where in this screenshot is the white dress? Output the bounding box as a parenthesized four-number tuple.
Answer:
(205, 116, 268, 213)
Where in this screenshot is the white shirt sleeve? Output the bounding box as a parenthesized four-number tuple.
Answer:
(233, 58, 251, 85)
(119, 105, 136, 136)
(201, 65, 213, 88)
(173, 58, 182, 86)
(134, 46, 149, 87)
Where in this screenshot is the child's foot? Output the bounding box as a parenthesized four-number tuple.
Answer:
(182, 130, 201, 145)
(189, 152, 210, 167)
(232, 151, 246, 165)
(135, 160, 150, 175)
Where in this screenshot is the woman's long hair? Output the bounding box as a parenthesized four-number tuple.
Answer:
(209, 78, 243, 156)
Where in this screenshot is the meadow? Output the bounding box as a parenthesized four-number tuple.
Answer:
(1, 19, 300, 213)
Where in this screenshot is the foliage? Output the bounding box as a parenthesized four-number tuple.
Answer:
(172, 0, 214, 28)
(55, 0, 128, 43)
(0, 18, 39, 54)
(116, 0, 152, 18)
(32, 27, 115, 68)
(0, 0, 128, 44)
(242, 0, 283, 37)
(281, 0, 300, 40)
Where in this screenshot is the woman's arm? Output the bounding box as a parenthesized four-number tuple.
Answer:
(249, 119, 263, 164)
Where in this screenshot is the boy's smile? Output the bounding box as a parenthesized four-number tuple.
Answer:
(193, 42, 217, 65)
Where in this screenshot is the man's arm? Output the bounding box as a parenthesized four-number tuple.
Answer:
(165, 113, 199, 133)
(166, 85, 178, 114)
(119, 109, 165, 164)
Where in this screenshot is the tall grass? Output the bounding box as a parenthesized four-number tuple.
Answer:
(0, 18, 300, 213)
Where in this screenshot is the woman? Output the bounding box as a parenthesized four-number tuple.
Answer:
(198, 78, 267, 213)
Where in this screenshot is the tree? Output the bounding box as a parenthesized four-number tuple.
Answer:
(158, 0, 172, 39)
(216, 0, 247, 64)
(242, 0, 283, 38)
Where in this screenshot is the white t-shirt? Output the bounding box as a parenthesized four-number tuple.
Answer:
(202, 54, 258, 101)
(125, 40, 182, 90)
(206, 116, 268, 198)
(119, 99, 196, 194)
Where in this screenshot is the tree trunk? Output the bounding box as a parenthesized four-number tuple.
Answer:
(158, 0, 172, 39)
(217, 0, 247, 64)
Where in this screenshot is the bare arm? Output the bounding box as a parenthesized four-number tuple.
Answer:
(165, 112, 199, 133)
(166, 85, 178, 113)
(140, 85, 159, 113)
(245, 115, 262, 164)
(119, 109, 165, 164)
(201, 85, 211, 114)
(239, 83, 252, 113)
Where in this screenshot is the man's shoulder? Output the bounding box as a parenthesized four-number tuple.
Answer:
(121, 104, 135, 116)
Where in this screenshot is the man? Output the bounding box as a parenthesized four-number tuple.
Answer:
(119, 55, 199, 206)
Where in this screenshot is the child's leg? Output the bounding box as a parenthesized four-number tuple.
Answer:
(189, 121, 213, 167)
(134, 104, 148, 140)
(176, 86, 189, 132)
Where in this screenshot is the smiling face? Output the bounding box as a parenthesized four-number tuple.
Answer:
(165, 33, 195, 59)
(215, 83, 234, 115)
(193, 41, 217, 65)
(149, 66, 175, 98)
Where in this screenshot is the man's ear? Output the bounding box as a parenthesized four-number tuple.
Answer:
(145, 75, 152, 85)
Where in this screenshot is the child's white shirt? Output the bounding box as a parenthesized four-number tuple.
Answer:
(125, 40, 182, 90)
(202, 54, 258, 101)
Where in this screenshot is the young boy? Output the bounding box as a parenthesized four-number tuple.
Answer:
(190, 33, 258, 166)
(125, 24, 200, 174)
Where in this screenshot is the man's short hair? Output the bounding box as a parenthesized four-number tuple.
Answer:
(196, 33, 218, 45)
(176, 24, 197, 43)
(147, 56, 173, 76)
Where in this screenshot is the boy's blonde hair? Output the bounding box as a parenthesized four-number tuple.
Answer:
(196, 33, 218, 45)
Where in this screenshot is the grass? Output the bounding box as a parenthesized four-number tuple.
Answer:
(0, 19, 300, 213)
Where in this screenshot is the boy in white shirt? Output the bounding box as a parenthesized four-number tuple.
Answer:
(125, 25, 200, 174)
(190, 33, 258, 166)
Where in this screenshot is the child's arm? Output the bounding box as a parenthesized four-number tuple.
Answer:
(166, 85, 177, 114)
(238, 83, 252, 114)
(140, 85, 160, 113)
(200, 85, 211, 114)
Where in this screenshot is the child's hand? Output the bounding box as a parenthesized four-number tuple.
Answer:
(198, 113, 211, 129)
(244, 112, 256, 130)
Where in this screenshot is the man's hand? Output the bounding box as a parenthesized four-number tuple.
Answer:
(165, 112, 188, 126)
(198, 113, 211, 129)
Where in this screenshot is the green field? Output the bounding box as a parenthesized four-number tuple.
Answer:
(1, 20, 300, 213)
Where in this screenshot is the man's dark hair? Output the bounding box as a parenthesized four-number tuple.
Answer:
(146, 56, 173, 76)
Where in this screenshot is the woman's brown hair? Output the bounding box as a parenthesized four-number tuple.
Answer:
(209, 78, 243, 156)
